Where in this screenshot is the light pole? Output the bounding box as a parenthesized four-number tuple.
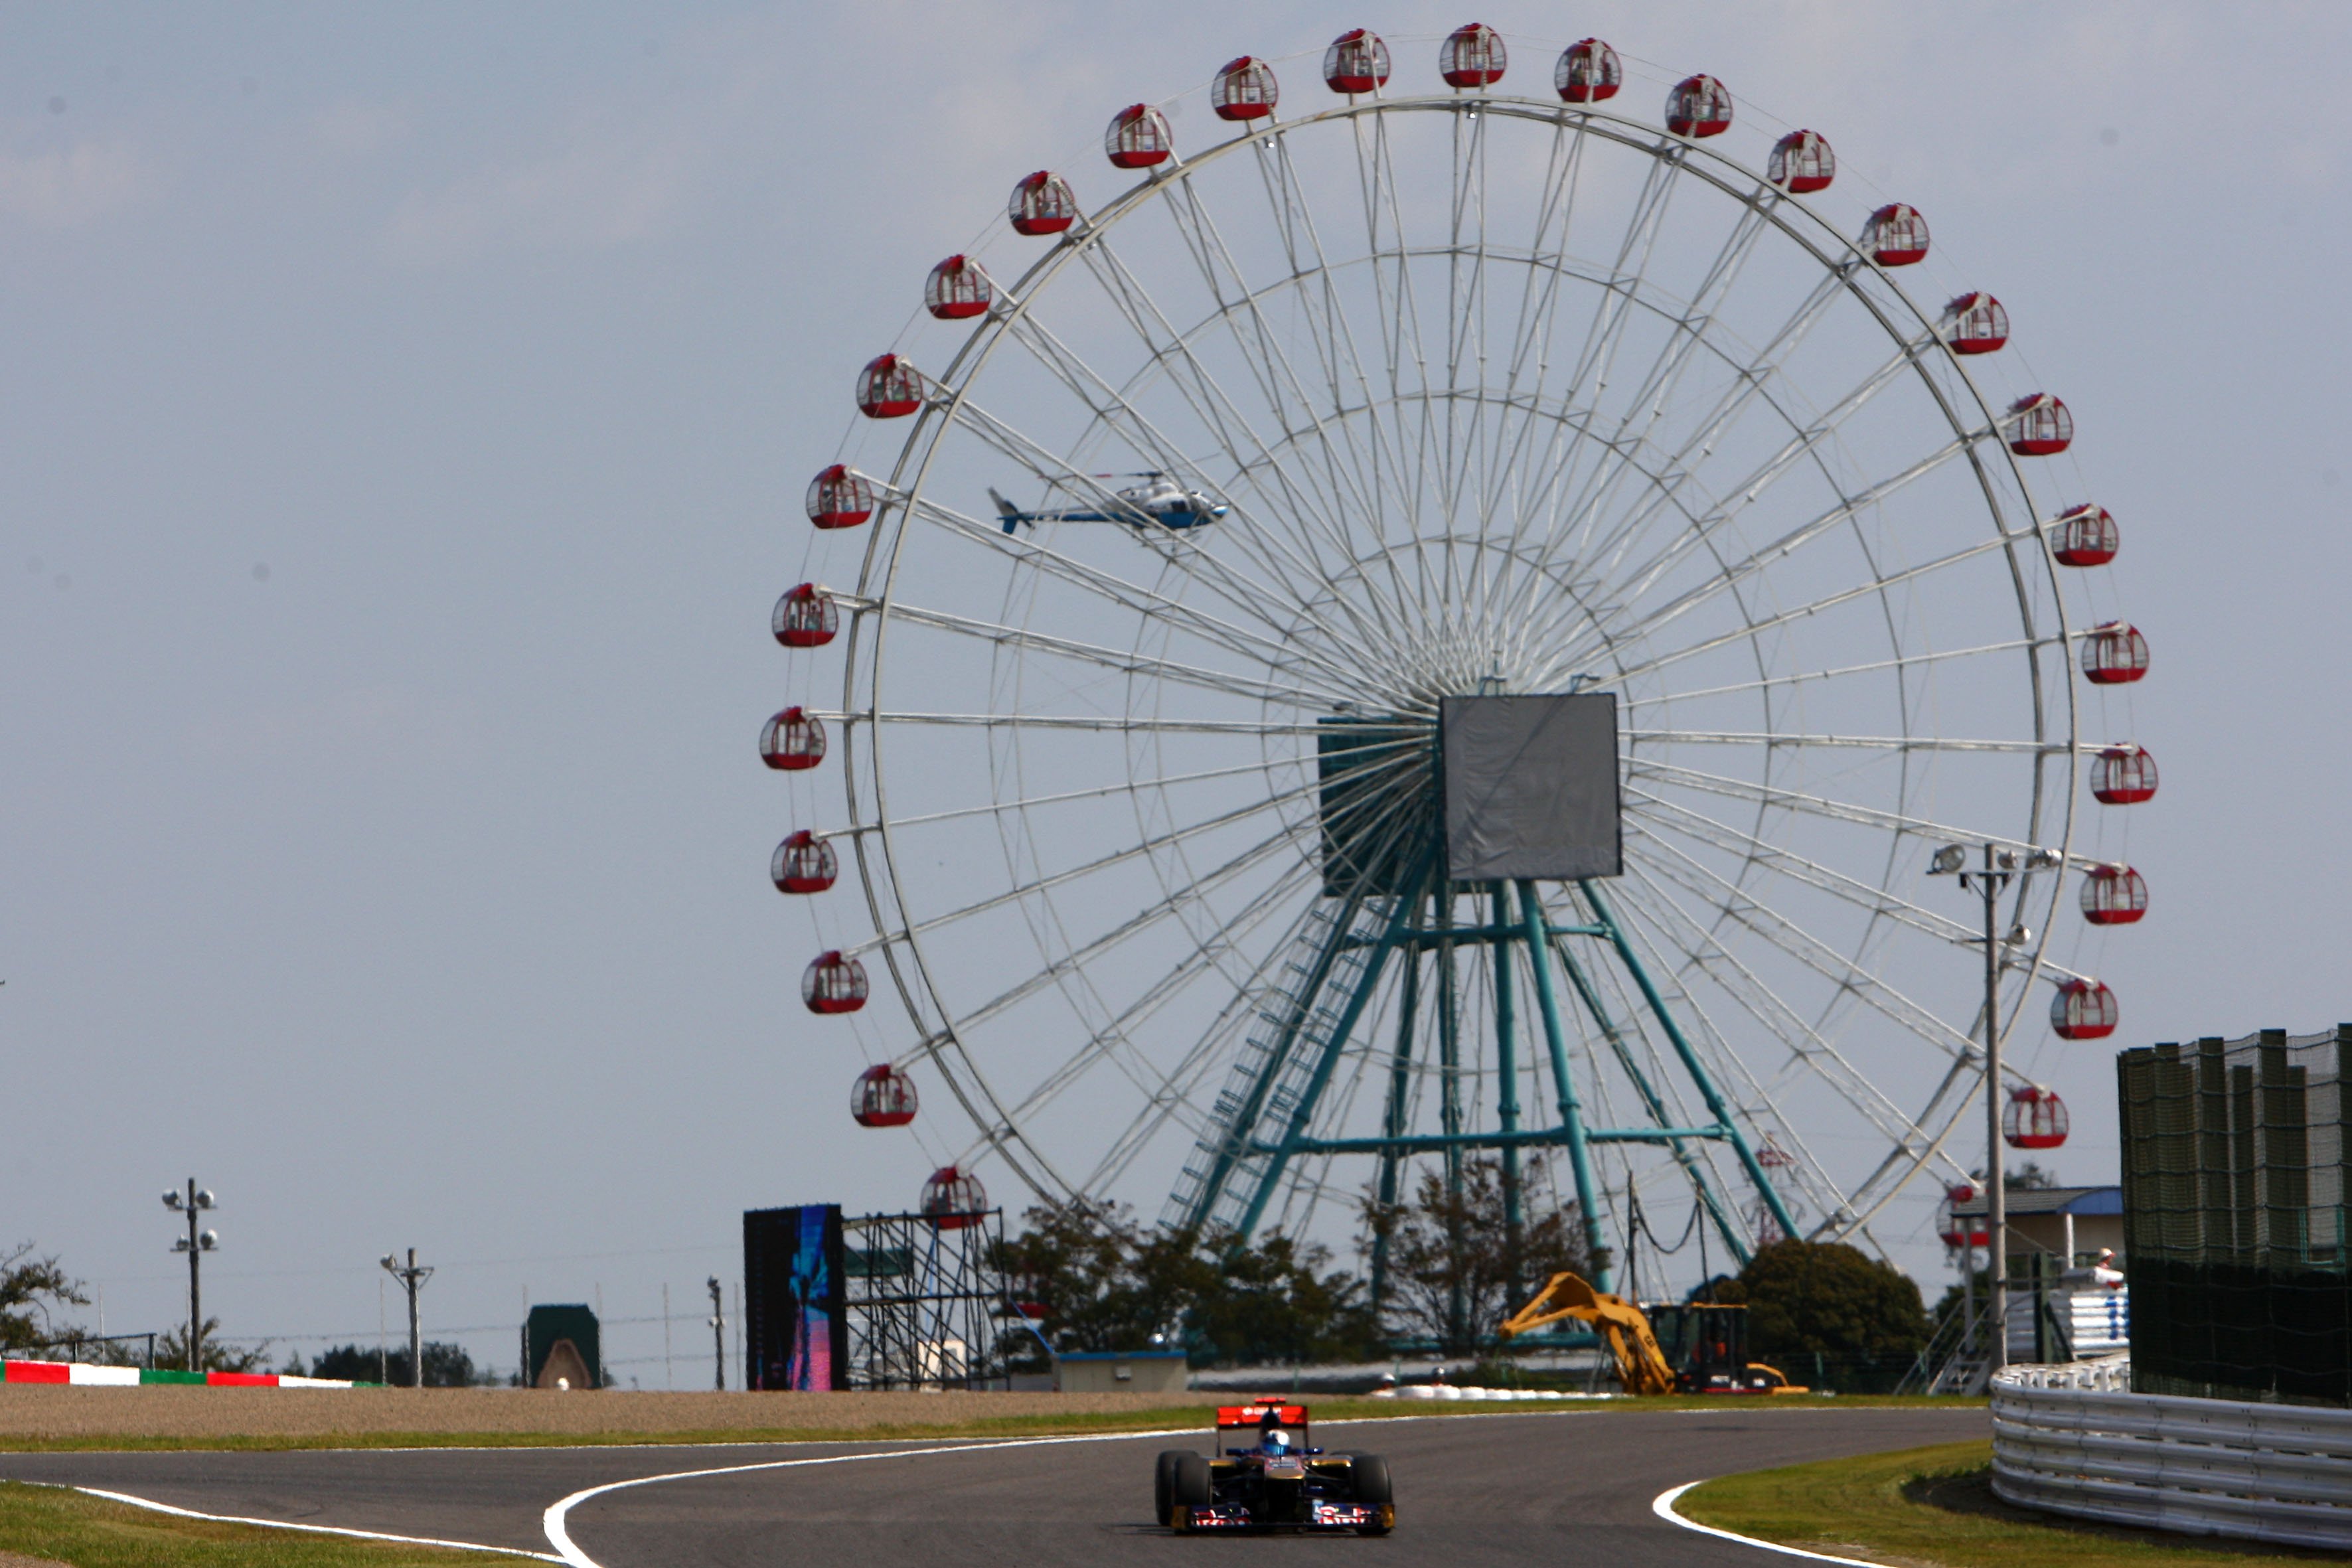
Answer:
(380, 1249, 433, 1388)
(1928, 841, 2059, 1375)
(707, 1276, 726, 1391)
(161, 1180, 217, 1372)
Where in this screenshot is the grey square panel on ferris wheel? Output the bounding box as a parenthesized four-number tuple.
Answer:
(1441, 694, 1624, 883)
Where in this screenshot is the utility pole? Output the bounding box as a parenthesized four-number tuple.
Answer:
(380, 1249, 433, 1387)
(706, 1276, 726, 1391)
(1928, 840, 2057, 1377)
(161, 1180, 217, 1372)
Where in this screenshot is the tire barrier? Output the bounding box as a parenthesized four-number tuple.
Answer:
(1992, 1360, 2352, 1549)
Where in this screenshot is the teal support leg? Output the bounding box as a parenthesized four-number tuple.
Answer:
(1368, 898, 1424, 1314)
(1514, 879, 1611, 1290)
(1491, 883, 1524, 1293)
(1581, 880, 1801, 1245)
(1435, 887, 1466, 1346)
(1181, 891, 1364, 1233)
(1237, 858, 1434, 1241)
(1548, 919, 1749, 1267)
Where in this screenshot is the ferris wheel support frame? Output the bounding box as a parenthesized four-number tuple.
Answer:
(1212, 865, 1800, 1286)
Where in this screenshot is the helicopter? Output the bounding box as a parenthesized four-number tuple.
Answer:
(988, 473, 1229, 535)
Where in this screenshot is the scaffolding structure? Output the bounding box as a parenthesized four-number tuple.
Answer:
(2119, 1027, 2350, 1405)
(842, 1208, 1012, 1390)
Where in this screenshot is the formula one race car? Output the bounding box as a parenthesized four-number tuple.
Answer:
(1153, 1400, 1393, 1535)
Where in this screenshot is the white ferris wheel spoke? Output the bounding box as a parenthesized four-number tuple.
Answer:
(1653, 636, 2049, 706)
(1596, 526, 2016, 686)
(890, 489, 1375, 698)
(1626, 756, 2047, 861)
(833, 751, 1310, 838)
(840, 767, 1338, 960)
(1596, 875, 1867, 1231)
(874, 598, 1342, 709)
(941, 374, 1389, 668)
(1631, 728, 2065, 755)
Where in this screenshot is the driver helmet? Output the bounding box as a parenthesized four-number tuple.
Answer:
(1263, 1427, 1291, 1456)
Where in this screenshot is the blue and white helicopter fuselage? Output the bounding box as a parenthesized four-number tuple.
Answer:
(990, 474, 1228, 534)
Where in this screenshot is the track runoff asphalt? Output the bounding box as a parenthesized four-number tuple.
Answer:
(0, 1403, 1984, 1566)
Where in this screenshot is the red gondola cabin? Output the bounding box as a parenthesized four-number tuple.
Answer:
(1324, 29, 1391, 94)
(1861, 203, 1929, 267)
(1767, 129, 1834, 193)
(1555, 39, 1620, 103)
(925, 255, 993, 321)
(2079, 621, 2149, 684)
(803, 950, 868, 1015)
(771, 830, 838, 895)
(760, 706, 826, 771)
(851, 1063, 917, 1127)
(857, 354, 924, 420)
(773, 584, 838, 649)
(1938, 1184, 1990, 1249)
(1666, 75, 1733, 138)
(1105, 104, 1174, 170)
(1441, 24, 1506, 89)
(2005, 394, 2073, 456)
(2090, 745, 2157, 805)
(2049, 504, 2120, 567)
(1942, 293, 2009, 355)
(922, 1165, 987, 1229)
(2051, 979, 2119, 1040)
(1212, 56, 1279, 120)
(2079, 864, 2148, 925)
(1008, 171, 1079, 236)
(2004, 1087, 2070, 1150)
(805, 464, 875, 530)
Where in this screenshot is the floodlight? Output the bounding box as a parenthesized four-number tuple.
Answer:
(2025, 847, 2063, 870)
(199, 1230, 218, 1250)
(196, 1190, 216, 1210)
(1928, 844, 1966, 875)
(163, 1190, 183, 1209)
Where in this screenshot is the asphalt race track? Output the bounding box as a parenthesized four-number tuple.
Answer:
(0, 1405, 1985, 1565)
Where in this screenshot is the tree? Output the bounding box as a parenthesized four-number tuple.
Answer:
(1188, 1231, 1377, 1366)
(153, 1319, 273, 1374)
(1715, 1239, 1928, 1360)
(1362, 1156, 1603, 1356)
(0, 1243, 90, 1353)
(992, 1199, 1379, 1368)
(307, 1341, 483, 1386)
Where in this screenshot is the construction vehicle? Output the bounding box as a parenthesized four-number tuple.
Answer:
(1496, 1272, 1806, 1395)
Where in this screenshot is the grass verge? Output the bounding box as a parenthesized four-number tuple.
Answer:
(1675, 1439, 2342, 1567)
(0, 1481, 544, 1567)
(0, 1393, 1975, 1453)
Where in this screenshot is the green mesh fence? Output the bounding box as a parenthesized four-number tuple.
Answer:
(2118, 1027, 2351, 1405)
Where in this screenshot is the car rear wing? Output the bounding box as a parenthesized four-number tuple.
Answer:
(1215, 1402, 1308, 1429)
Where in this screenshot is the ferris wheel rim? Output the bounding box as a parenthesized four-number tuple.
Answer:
(817, 79, 2096, 1237)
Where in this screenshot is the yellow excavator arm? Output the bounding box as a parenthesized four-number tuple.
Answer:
(1495, 1271, 1680, 1395)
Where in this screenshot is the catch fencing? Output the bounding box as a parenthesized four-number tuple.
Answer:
(1991, 1360, 2352, 1549)
(2118, 1026, 2350, 1405)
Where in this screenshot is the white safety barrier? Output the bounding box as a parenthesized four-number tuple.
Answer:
(1991, 1360, 2352, 1549)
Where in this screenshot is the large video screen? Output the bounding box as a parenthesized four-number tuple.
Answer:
(744, 1204, 846, 1391)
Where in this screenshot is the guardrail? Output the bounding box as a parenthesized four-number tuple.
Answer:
(1991, 1360, 2352, 1549)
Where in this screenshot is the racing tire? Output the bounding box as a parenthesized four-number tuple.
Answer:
(1154, 1450, 1190, 1527)
(1350, 1453, 1393, 1534)
(1171, 1452, 1214, 1530)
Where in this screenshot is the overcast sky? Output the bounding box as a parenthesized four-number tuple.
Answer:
(6, 3, 2347, 1381)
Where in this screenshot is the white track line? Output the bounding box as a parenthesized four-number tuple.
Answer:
(1652, 1480, 1884, 1565)
(72, 1484, 562, 1561)
(542, 1429, 1201, 1567)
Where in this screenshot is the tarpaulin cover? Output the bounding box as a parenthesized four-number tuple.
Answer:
(1440, 694, 1622, 882)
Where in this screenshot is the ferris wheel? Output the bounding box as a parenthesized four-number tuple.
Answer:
(764, 27, 2150, 1275)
